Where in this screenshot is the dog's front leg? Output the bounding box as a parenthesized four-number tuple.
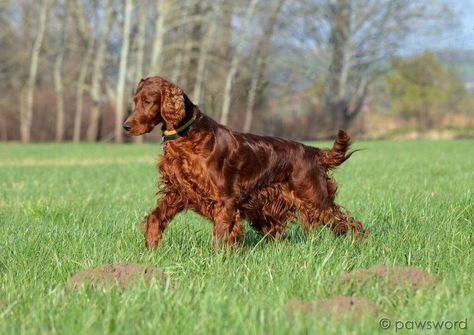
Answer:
(143, 192, 184, 250)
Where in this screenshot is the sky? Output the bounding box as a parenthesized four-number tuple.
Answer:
(441, 0, 474, 50)
(402, 1, 474, 53)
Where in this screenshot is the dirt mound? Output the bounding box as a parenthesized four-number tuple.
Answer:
(66, 263, 169, 290)
(317, 296, 379, 319)
(341, 264, 437, 289)
(284, 299, 314, 315)
(285, 296, 379, 319)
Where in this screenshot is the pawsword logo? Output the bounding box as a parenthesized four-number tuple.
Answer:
(379, 318, 468, 332)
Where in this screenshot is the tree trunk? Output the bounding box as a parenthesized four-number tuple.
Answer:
(324, 0, 351, 133)
(134, 0, 146, 83)
(220, 1, 233, 58)
(343, 77, 369, 130)
(86, 0, 112, 142)
(132, 0, 146, 143)
(20, 0, 49, 143)
(180, 30, 193, 88)
(188, 3, 202, 89)
(72, 39, 94, 142)
(192, 1, 219, 105)
(115, 0, 133, 143)
(243, 0, 284, 133)
(220, 0, 259, 125)
(54, 1, 68, 143)
(150, 0, 167, 75)
(171, 24, 186, 83)
(181, 2, 202, 90)
(0, 117, 7, 141)
(72, 1, 97, 143)
(323, 0, 368, 132)
(243, 54, 263, 133)
(53, 54, 66, 143)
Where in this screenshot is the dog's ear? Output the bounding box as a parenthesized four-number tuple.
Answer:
(136, 78, 146, 93)
(160, 80, 185, 129)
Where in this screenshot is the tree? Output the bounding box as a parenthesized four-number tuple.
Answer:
(53, 0, 69, 142)
(149, 0, 168, 76)
(243, 0, 285, 133)
(0, 0, 462, 142)
(20, 0, 50, 143)
(128, 0, 148, 143)
(299, 0, 452, 133)
(86, 0, 113, 142)
(180, 1, 203, 90)
(114, 0, 133, 143)
(386, 52, 468, 129)
(220, 0, 260, 125)
(192, 1, 220, 105)
(170, 23, 186, 83)
(72, 0, 97, 142)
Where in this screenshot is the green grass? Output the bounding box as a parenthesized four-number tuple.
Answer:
(0, 141, 472, 335)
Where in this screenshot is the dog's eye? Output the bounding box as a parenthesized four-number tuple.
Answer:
(144, 100, 152, 105)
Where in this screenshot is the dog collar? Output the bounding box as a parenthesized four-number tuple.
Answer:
(162, 114, 198, 142)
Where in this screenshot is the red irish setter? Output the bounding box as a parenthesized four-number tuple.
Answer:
(123, 77, 363, 250)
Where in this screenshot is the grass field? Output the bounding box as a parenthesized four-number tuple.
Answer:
(0, 140, 472, 334)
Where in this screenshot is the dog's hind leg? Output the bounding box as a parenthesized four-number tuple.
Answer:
(297, 201, 363, 236)
(243, 183, 295, 240)
(292, 166, 363, 236)
(249, 217, 287, 240)
(322, 206, 363, 235)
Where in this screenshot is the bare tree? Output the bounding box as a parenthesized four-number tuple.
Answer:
(86, 0, 113, 142)
(1, 0, 457, 142)
(192, 1, 220, 105)
(171, 24, 186, 83)
(149, 0, 204, 85)
(53, 0, 69, 142)
(319, 0, 440, 132)
(72, 1, 96, 142)
(220, 0, 260, 125)
(134, 0, 147, 83)
(219, 1, 233, 58)
(179, 1, 201, 89)
(149, 0, 168, 75)
(324, 0, 351, 132)
(115, 0, 133, 143)
(130, 0, 147, 143)
(243, 0, 285, 132)
(20, 0, 50, 143)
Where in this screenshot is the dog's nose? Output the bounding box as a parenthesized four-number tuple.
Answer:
(122, 122, 132, 131)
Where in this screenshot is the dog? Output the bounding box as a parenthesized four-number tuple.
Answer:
(123, 77, 363, 249)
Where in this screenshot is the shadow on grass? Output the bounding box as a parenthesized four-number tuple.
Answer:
(241, 221, 369, 249)
(242, 223, 313, 247)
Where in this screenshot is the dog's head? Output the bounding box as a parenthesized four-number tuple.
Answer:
(123, 77, 187, 136)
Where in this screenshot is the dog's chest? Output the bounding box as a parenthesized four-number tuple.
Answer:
(159, 147, 215, 201)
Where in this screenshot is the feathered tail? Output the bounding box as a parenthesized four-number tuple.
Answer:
(319, 130, 357, 169)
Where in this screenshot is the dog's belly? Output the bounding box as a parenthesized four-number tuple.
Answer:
(241, 183, 297, 223)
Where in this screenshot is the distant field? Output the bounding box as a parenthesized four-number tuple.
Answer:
(0, 141, 472, 334)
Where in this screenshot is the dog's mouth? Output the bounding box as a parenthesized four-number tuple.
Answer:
(125, 125, 148, 136)
(123, 117, 159, 136)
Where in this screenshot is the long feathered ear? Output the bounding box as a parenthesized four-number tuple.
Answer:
(160, 80, 185, 130)
(136, 78, 146, 92)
